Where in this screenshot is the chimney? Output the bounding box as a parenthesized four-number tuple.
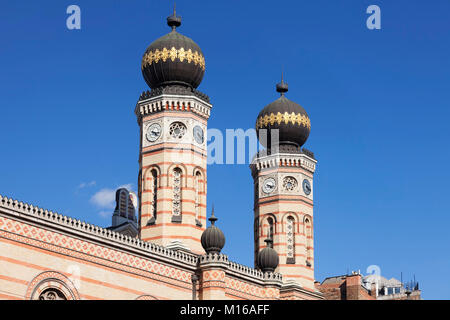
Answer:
(345, 274, 362, 300)
(370, 282, 378, 298)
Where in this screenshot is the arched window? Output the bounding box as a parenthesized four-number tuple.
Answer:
(286, 216, 295, 264)
(39, 288, 67, 300)
(172, 167, 182, 222)
(304, 217, 312, 266)
(267, 217, 274, 240)
(194, 171, 202, 226)
(254, 217, 259, 268)
(26, 271, 80, 300)
(151, 169, 158, 221)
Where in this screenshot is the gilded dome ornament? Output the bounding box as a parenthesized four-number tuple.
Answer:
(256, 73, 311, 150)
(141, 6, 205, 89)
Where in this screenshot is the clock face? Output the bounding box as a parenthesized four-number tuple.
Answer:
(262, 177, 276, 194)
(302, 179, 312, 195)
(193, 125, 204, 144)
(146, 123, 162, 142)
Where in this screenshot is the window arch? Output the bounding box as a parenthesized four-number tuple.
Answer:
(26, 271, 80, 300)
(194, 171, 202, 226)
(304, 216, 313, 266)
(172, 167, 182, 222)
(286, 216, 295, 264)
(254, 217, 259, 268)
(39, 288, 66, 300)
(135, 295, 158, 300)
(143, 167, 160, 226)
(267, 217, 274, 240)
(151, 169, 158, 221)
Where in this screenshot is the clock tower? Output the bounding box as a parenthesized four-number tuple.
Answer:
(135, 9, 211, 254)
(250, 79, 317, 290)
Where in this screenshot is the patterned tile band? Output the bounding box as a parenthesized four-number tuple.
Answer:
(256, 112, 311, 130)
(142, 47, 206, 70)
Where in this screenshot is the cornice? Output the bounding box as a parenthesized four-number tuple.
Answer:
(280, 281, 325, 300)
(0, 194, 199, 271)
(135, 93, 212, 123)
(0, 194, 283, 289)
(250, 151, 317, 176)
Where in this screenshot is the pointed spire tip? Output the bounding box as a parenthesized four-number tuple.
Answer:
(209, 204, 217, 225)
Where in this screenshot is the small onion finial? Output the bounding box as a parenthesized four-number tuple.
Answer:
(167, 3, 182, 30)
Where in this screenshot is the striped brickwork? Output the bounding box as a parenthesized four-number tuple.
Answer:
(251, 152, 317, 290)
(136, 94, 211, 254)
(0, 194, 323, 300)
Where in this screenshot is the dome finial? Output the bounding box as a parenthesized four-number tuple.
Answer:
(167, 2, 182, 30)
(264, 237, 273, 248)
(209, 204, 217, 225)
(257, 237, 279, 272)
(276, 70, 288, 96)
(201, 205, 225, 254)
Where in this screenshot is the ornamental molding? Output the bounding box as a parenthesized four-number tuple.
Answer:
(280, 281, 325, 300)
(0, 193, 283, 291)
(135, 94, 212, 121)
(256, 112, 311, 130)
(0, 216, 194, 290)
(251, 152, 317, 174)
(198, 253, 282, 287)
(142, 47, 205, 71)
(26, 271, 80, 300)
(0, 194, 198, 270)
(227, 260, 282, 286)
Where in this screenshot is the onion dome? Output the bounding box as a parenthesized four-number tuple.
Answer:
(141, 6, 205, 89)
(201, 207, 225, 254)
(256, 76, 311, 150)
(257, 238, 279, 273)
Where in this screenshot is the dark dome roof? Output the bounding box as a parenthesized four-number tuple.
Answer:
(201, 208, 225, 254)
(141, 10, 205, 89)
(257, 238, 279, 273)
(256, 80, 310, 149)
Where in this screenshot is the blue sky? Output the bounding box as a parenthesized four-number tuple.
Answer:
(1, 0, 449, 299)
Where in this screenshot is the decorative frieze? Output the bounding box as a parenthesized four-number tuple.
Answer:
(250, 151, 317, 174)
(135, 94, 212, 122)
(0, 193, 284, 296)
(0, 194, 198, 267)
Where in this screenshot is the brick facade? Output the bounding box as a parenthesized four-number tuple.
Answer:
(0, 195, 324, 300)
